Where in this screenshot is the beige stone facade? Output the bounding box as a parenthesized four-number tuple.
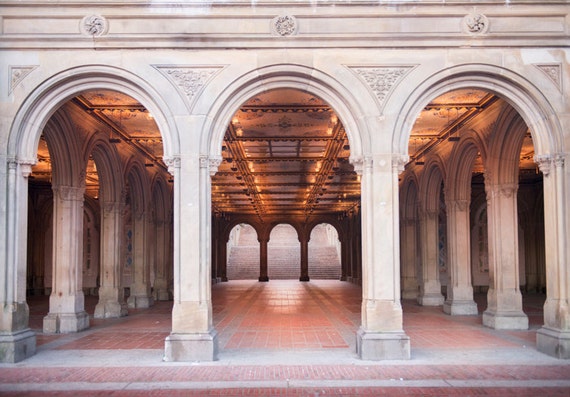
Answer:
(0, 1, 569, 363)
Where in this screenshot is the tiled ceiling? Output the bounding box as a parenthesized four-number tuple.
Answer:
(211, 88, 358, 220)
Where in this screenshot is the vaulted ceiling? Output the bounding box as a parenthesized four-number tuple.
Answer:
(32, 87, 537, 220)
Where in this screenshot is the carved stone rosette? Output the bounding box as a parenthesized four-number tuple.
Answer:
(272, 15, 298, 37)
(80, 15, 109, 37)
(463, 14, 489, 35)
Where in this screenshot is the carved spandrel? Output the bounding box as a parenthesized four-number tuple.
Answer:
(154, 66, 224, 111)
(348, 66, 415, 110)
(9, 65, 38, 94)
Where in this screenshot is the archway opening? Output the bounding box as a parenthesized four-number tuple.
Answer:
(308, 223, 341, 280)
(400, 88, 545, 332)
(226, 223, 260, 280)
(26, 89, 173, 334)
(210, 87, 362, 355)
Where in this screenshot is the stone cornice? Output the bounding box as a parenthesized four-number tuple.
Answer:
(0, 2, 568, 49)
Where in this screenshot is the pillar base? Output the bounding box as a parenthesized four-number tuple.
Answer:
(482, 309, 528, 330)
(299, 276, 310, 282)
(94, 300, 128, 319)
(163, 329, 218, 362)
(156, 290, 170, 301)
(401, 289, 418, 300)
(356, 328, 410, 360)
(43, 311, 90, 333)
(537, 327, 570, 359)
(127, 295, 153, 309)
(0, 328, 36, 363)
(417, 293, 444, 306)
(443, 300, 478, 315)
(258, 276, 269, 282)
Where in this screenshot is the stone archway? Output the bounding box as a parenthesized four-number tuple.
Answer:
(392, 64, 567, 358)
(2, 66, 179, 363)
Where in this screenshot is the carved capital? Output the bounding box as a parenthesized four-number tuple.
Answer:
(209, 156, 222, 176)
(54, 185, 85, 201)
(446, 199, 469, 212)
(393, 154, 409, 174)
(164, 156, 181, 174)
(534, 154, 552, 176)
(102, 201, 121, 215)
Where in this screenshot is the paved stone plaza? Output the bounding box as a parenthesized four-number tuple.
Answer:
(1, 280, 569, 396)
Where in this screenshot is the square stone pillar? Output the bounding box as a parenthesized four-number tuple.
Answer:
(443, 199, 478, 315)
(163, 155, 218, 362)
(43, 185, 89, 333)
(535, 154, 570, 358)
(417, 208, 445, 306)
(400, 218, 419, 299)
(482, 183, 528, 330)
(0, 161, 36, 362)
(95, 201, 128, 318)
(356, 155, 410, 360)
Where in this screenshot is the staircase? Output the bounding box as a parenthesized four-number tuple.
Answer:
(227, 224, 341, 280)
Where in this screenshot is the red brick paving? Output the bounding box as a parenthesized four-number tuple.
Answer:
(3, 280, 569, 396)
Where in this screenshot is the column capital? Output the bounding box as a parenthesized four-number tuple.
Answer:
(445, 199, 469, 212)
(392, 154, 409, 174)
(164, 155, 181, 173)
(52, 185, 85, 201)
(535, 153, 565, 177)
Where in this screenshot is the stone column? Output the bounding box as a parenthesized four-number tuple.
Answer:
(95, 201, 128, 318)
(219, 234, 228, 282)
(43, 185, 89, 333)
(339, 234, 348, 281)
(154, 218, 170, 300)
(258, 237, 269, 282)
(127, 207, 153, 309)
(164, 155, 218, 361)
(356, 155, 410, 360)
(443, 199, 478, 315)
(0, 161, 36, 362)
(535, 154, 570, 358)
(482, 183, 528, 329)
(400, 218, 419, 299)
(299, 235, 309, 282)
(417, 208, 445, 306)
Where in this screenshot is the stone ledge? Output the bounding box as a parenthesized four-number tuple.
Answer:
(356, 328, 410, 361)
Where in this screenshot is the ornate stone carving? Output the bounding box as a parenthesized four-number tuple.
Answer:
(463, 14, 489, 34)
(272, 15, 298, 37)
(534, 154, 552, 177)
(54, 186, 85, 201)
(393, 154, 409, 174)
(209, 156, 222, 176)
(154, 66, 224, 111)
(535, 64, 562, 92)
(9, 65, 38, 94)
(164, 156, 181, 172)
(80, 15, 109, 37)
(349, 66, 415, 109)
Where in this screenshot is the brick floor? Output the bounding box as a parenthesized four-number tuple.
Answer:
(2, 280, 569, 396)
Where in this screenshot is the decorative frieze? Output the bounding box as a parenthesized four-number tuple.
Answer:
(9, 65, 38, 94)
(348, 66, 415, 111)
(80, 15, 109, 37)
(535, 64, 563, 92)
(272, 15, 298, 37)
(154, 66, 224, 111)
